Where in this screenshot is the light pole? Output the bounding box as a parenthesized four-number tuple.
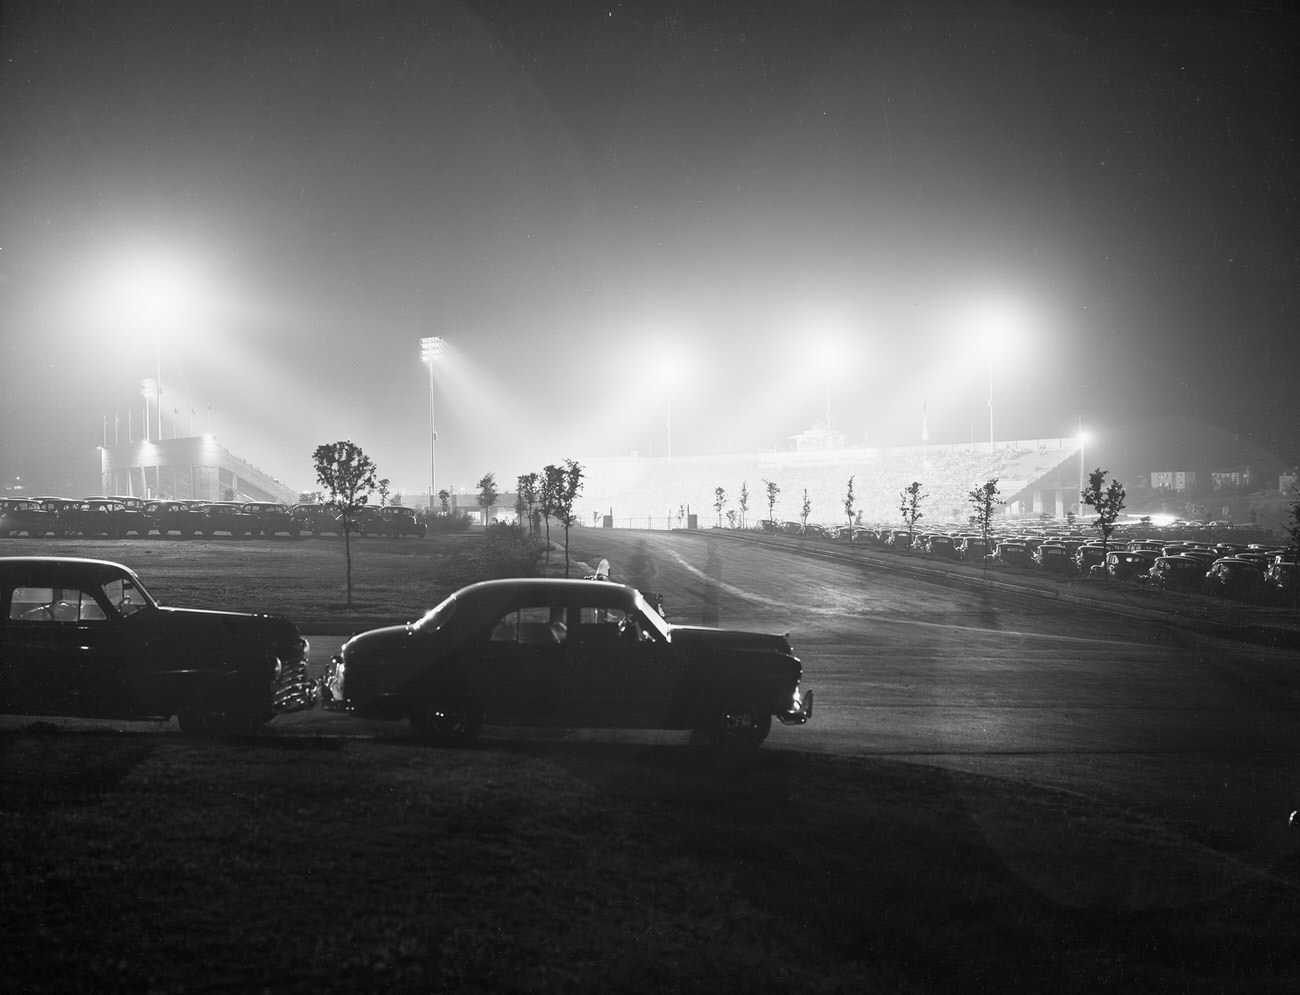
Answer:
(987, 358, 994, 453)
(155, 330, 163, 441)
(1077, 419, 1088, 516)
(420, 336, 444, 510)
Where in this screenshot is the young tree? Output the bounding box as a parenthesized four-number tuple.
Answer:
(1081, 467, 1127, 574)
(437, 489, 451, 515)
(713, 486, 727, 527)
(517, 471, 539, 534)
(764, 479, 780, 527)
(843, 474, 856, 540)
(967, 478, 1002, 553)
(377, 477, 391, 508)
(547, 459, 584, 577)
(540, 464, 561, 558)
(800, 488, 812, 534)
(312, 440, 378, 608)
(476, 472, 498, 525)
(738, 481, 750, 530)
(899, 480, 927, 549)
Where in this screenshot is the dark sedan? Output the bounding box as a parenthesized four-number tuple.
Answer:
(1204, 557, 1265, 600)
(322, 578, 812, 747)
(0, 556, 314, 733)
(143, 499, 207, 536)
(0, 499, 58, 538)
(1141, 555, 1206, 593)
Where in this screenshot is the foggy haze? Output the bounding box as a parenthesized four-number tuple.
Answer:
(1, 1, 1296, 496)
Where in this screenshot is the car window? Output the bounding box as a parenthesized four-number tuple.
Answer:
(490, 605, 566, 644)
(569, 606, 641, 645)
(102, 578, 149, 616)
(8, 586, 108, 622)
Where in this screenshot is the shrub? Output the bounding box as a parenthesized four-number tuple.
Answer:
(424, 510, 474, 534)
(475, 522, 546, 578)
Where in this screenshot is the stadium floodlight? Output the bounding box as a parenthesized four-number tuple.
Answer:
(101, 251, 203, 442)
(420, 337, 444, 508)
(653, 352, 688, 462)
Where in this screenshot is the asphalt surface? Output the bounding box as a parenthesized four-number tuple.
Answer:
(549, 528, 1300, 870)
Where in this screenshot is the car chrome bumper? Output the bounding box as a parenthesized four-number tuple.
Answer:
(776, 689, 813, 725)
(270, 644, 318, 714)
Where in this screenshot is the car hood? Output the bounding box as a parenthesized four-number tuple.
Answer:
(150, 606, 304, 655)
(667, 625, 794, 656)
(339, 623, 422, 664)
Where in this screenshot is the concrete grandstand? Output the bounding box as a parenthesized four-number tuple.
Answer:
(578, 438, 1083, 530)
(98, 435, 298, 505)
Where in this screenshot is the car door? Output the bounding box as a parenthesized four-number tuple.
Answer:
(468, 603, 565, 723)
(0, 582, 127, 716)
(560, 601, 678, 727)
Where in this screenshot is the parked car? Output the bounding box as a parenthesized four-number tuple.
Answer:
(985, 541, 1030, 568)
(925, 535, 961, 559)
(105, 495, 148, 513)
(321, 577, 813, 747)
(1204, 557, 1265, 600)
(0, 499, 59, 537)
(34, 498, 82, 535)
(1141, 555, 1206, 593)
(241, 502, 301, 537)
(1103, 549, 1156, 581)
(956, 536, 988, 560)
(1032, 543, 1072, 574)
(61, 498, 148, 538)
(0, 556, 314, 733)
(143, 499, 207, 536)
(1263, 561, 1298, 602)
(194, 501, 260, 537)
(1075, 544, 1108, 575)
(371, 505, 428, 538)
(292, 503, 340, 535)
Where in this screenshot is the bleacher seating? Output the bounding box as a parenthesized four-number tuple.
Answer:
(579, 441, 1079, 528)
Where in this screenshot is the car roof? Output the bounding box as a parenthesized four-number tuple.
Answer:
(0, 556, 140, 584)
(452, 577, 643, 604)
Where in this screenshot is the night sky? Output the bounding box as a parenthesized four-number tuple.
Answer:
(2, 0, 1296, 497)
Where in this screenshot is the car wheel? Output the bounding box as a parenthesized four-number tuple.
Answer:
(409, 698, 483, 746)
(700, 695, 771, 748)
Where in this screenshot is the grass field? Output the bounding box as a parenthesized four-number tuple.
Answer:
(2, 535, 1299, 993)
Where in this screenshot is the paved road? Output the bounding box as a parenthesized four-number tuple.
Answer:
(558, 528, 1300, 867)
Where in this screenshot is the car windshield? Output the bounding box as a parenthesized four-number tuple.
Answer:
(414, 593, 458, 632)
(631, 589, 671, 640)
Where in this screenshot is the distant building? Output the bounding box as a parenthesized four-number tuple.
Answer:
(1150, 471, 1196, 492)
(1210, 468, 1253, 490)
(790, 423, 846, 452)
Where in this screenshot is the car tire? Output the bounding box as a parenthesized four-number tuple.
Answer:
(409, 698, 483, 746)
(699, 695, 771, 748)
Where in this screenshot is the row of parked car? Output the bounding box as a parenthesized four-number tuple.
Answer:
(752, 519, 1296, 605)
(864, 525, 1297, 604)
(0, 496, 429, 539)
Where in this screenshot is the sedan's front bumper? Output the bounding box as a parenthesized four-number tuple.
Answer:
(776, 689, 814, 725)
(270, 639, 317, 714)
